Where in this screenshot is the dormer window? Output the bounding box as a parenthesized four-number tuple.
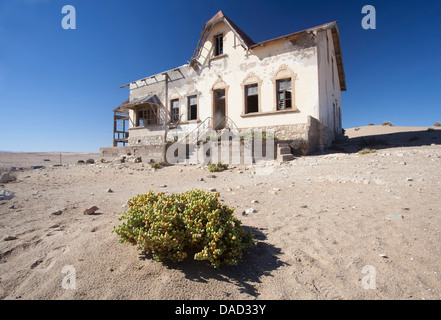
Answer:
(214, 34, 223, 56)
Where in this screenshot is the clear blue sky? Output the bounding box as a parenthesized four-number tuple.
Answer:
(0, 0, 440, 152)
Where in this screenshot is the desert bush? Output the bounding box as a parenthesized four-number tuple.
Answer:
(382, 121, 393, 126)
(113, 190, 254, 268)
(77, 160, 85, 164)
(208, 162, 228, 172)
(358, 148, 377, 154)
(434, 122, 441, 127)
(150, 162, 160, 169)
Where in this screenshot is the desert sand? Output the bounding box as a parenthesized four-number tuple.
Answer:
(0, 125, 440, 300)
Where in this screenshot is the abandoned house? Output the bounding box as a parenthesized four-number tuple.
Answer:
(103, 10, 346, 163)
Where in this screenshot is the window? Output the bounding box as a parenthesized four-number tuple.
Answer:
(170, 99, 180, 123)
(187, 95, 198, 121)
(245, 84, 259, 114)
(137, 108, 158, 126)
(214, 34, 223, 56)
(276, 78, 292, 110)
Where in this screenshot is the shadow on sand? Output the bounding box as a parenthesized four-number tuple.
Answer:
(139, 226, 288, 298)
(328, 128, 441, 154)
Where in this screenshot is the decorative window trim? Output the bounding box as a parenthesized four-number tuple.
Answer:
(169, 97, 180, 124)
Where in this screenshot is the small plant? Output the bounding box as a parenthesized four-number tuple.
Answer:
(113, 190, 254, 268)
(434, 122, 441, 127)
(208, 162, 229, 172)
(358, 148, 377, 154)
(382, 121, 393, 126)
(368, 123, 375, 126)
(77, 160, 85, 164)
(150, 162, 160, 169)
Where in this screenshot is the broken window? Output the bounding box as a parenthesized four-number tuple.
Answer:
(276, 78, 292, 110)
(171, 99, 180, 123)
(137, 108, 158, 126)
(214, 34, 223, 56)
(245, 84, 259, 114)
(187, 95, 198, 121)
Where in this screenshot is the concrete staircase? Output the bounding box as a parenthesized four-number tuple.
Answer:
(277, 142, 294, 162)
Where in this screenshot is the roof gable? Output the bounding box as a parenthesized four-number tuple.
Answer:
(190, 10, 255, 63)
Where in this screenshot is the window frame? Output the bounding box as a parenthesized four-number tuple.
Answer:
(244, 83, 259, 114)
(276, 78, 292, 111)
(214, 33, 223, 56)
(170, 98, 180, 123)
(187, 94, 198, 121)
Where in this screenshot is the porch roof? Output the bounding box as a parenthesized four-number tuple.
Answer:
(120, 94, 162, 110)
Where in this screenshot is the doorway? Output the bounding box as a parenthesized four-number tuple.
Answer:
(213, 89, 226, 130)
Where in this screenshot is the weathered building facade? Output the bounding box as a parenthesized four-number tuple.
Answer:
(106, 11, 346, 161)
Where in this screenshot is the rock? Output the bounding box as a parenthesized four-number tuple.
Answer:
(251, 200, 259, 204)
(206, 175, 217, 179)
(0, 190, 14, 201)
(406, 178, 413, 182)
(226, 188, 232, 192)
(0, 172, 11, 183)
(273, 187, 281, 191)
(269, 190, 277, 195)
(242, 208, 257, 215)
(159, 184, 167, 188)
(379, 254, 388, 258)
(386, 214, 404, 220)
(300, 205, 308, 208)
(4, 236, 18, 241)
(86, 159, 95, 164)
(106, 188, 113, 193)
(51, 210, 63, 216)
(208, 188, 217, 192)
(198, 178, 205, 182)
(31, 166, 44, 169)
(83, 206, 99, 215)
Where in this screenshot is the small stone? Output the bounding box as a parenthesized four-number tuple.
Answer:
(0, 190, 14, 201)
(269, 190, 277, 195)
(226, 188, 232, 192)
(379, 254, 388, 258)
(406, 178, 413, 182)
(208, 188, 216, 192)
(122, 204, 128, 208)
(106, 188, 113, 193)
(51, 210, 63, 216)
(207, 175, 217, 179)
(84, 206, 99, 215)
(198, 178, 205, 182)
(300, 205, 308, 208)
(159, 184, 167, 188)
(4, 236, 18, 241)
(273, 187, 281, 191)
(251, 200, 259, 204)
(0, 172, 11, 183)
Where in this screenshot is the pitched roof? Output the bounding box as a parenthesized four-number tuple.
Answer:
(250, 21, 346, 91)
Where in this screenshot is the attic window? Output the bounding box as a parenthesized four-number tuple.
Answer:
(214, 34, 223, 56)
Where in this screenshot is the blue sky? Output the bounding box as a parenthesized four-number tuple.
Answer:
(0, 0, 440, 152)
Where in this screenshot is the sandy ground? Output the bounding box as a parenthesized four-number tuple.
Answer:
(0, 125, 440, 300)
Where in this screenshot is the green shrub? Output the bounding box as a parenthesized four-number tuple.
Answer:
(208, 162, 229, 172)
(434, 122, 441, 127)
(113, 189, 254, 268)
(382, 121, 393, 126)
(77, 160, 85, 164)
(150, 162, 160, 169)
(358, 148, 377, 154)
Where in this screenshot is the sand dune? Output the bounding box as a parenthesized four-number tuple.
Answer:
(0, 125, 440, 300)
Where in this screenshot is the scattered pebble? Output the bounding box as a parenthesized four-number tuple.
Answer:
(106, 188, 113, 193)
(159, 184, 167, 188)
(208, 188, 216, 192)
(4, 236, 18, 241)
(84, 206, 99, 215)
(251, 200, 259, 204)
